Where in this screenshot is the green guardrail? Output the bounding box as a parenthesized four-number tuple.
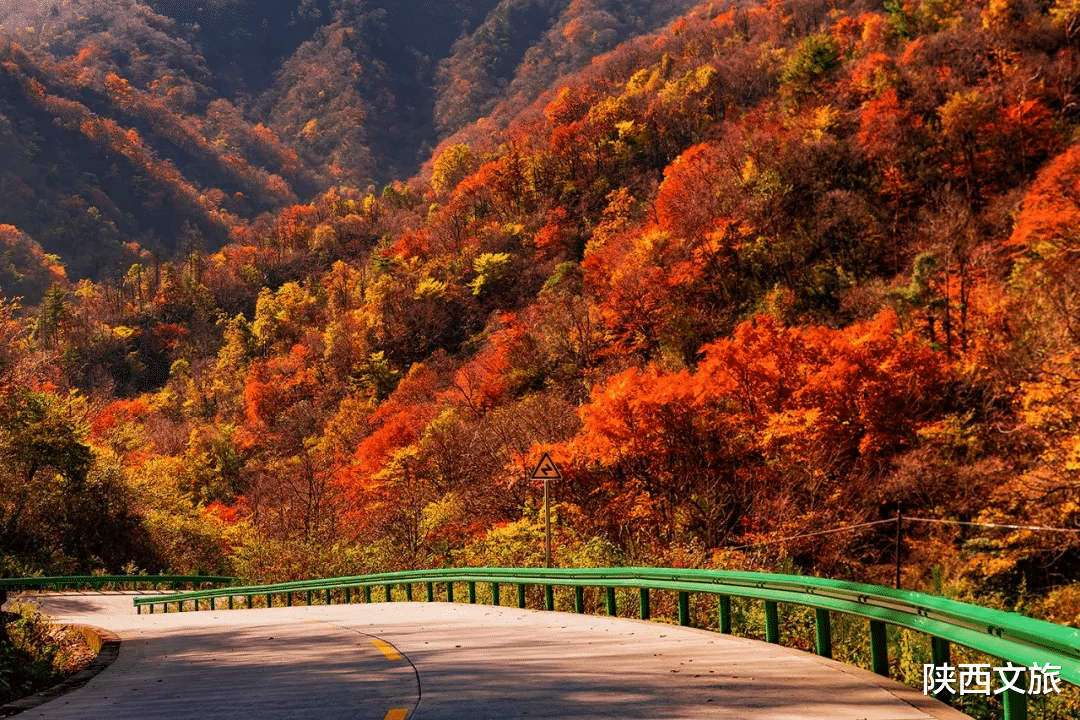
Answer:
(2, 575, 236, 592)
(132, 567, 1080, 720)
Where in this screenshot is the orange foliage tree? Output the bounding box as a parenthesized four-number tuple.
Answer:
(560, 311, 947, 551)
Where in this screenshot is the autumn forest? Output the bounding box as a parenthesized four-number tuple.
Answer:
(1, 0, 1080, 667)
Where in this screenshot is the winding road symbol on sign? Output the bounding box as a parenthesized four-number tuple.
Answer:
(531, 453, 562, 480)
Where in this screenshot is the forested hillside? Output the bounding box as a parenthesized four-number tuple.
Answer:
(0, 0, 696, 282)
(2, 0, 1080, 669)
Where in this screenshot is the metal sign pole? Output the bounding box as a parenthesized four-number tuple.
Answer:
(544, 475, 552, 569)
(531, 453, 561, 570)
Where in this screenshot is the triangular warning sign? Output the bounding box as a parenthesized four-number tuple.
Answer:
(530, 452, 562, 480)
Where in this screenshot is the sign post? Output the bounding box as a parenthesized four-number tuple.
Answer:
(530, 453, 562, 568)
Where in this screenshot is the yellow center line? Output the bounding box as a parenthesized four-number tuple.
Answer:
(371, 639, 402, 661)
(384, 710, 408, 720)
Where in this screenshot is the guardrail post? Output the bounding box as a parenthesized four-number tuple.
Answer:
(246, 594, 253, 609)
(765, 601, 780, 644)
(210, 597, 216, 611)
(364, 586, 372, 603)
(228, 595, 234, 610)
(517, 583, 526, 609)
(931, 637, 951, 703)
(325, 588, 332, 605)
(446, 582, 454, 602)
(345, 587, 352, 604)
(639, 588, 650, 620)
(1003, 687, 1027, 720)
(678, 591, 690, 627)
(931, 636, 949, 665)
(870, 620, 888, 677)
(815, 609, 832, 658)
(426, 582, 434, 602)
(286, 592, 293, 608)
(544, 585, 554, 611)
(405, 584, 413, 601)
(265, 593, 272, 608)
(491, 582, 500, 606)
(385, 584, 393, 602)
(468, 581, 477, 604)
(606, 587, 617, 616)
(306, 590, 313, 606)
(718, 595, 732, 634)
(575, 586, 585, 614)
(137, 605, 141, 615)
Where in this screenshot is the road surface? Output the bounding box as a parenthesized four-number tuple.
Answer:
(4, 592, 967, 719)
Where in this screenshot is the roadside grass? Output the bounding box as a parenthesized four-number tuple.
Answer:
(0, 603, 95, 707)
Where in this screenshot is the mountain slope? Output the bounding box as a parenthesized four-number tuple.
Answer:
(0, 0, 696, 281)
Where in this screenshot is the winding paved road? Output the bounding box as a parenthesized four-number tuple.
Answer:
(7, 592, 967, 719)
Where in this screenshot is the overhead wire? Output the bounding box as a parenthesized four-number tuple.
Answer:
(722, 516, 1080, 551)
(903, 517, 1080, 533)
(722, 518, 897, 550)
